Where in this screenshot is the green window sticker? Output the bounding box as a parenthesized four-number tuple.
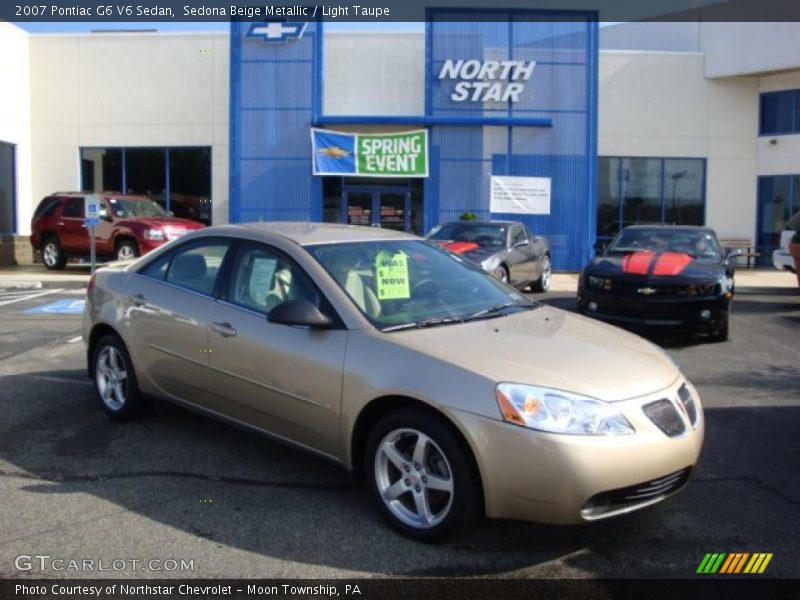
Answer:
(375, 251, 410, 300)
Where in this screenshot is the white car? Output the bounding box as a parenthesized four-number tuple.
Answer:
(772, 211, 800, 272)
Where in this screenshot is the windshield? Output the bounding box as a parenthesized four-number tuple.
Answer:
(108, 197, 169, 218)
(308, 240, 536, 331)
(427, 223, 506, 248)
(607, 228, 721, 260)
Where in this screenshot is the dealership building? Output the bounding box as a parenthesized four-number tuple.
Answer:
(1, 16, 800, 270)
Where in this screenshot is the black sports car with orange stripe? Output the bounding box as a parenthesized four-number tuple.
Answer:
(578, 225, 740, 341)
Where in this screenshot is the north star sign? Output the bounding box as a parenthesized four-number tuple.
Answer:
(438, 59, 536, 103)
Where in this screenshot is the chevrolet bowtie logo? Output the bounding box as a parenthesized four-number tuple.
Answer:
(246, 21, 307, 42)
(638, 287, 657, 295)
(318, 146, 351, 159)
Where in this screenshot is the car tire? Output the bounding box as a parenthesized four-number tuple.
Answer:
(41, 236, 67, 270)
(530, 255, 552, 293)
(364, 407, 481, 542)
(493, 265, 509, 284)
(92, 334, 148, 420)
(710, 311, 730, 343)
(115, 239, 139, 262)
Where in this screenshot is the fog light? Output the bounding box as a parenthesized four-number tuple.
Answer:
(700, 309, 711, 320)
(588, 302, 598, 312)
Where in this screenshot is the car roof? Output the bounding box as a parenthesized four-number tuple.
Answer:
(439, 220, 520, 227)
(210, 222, 421, 246)
(621, 224, 715, 234)
(48, 192, 152, 201)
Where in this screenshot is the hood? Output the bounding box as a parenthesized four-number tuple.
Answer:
(116, 216, 205, 230)
(387, 306, 680, 402)
(586, 251, 723, 281)
(437, 240, 502, 264)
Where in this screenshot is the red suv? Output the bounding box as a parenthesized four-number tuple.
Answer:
(30, 193, 206, 270)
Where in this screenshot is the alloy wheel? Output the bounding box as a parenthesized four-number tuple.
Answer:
(374, 428, 454, 529)
(117, 244, 136, 261)
(43, 242, 58, 267)
(95, 346, 128, 411)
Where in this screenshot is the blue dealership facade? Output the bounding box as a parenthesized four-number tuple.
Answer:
(229, 10, 598, 270)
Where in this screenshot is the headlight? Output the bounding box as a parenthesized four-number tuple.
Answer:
(145, 229, 165, 241)
(587, 276, 612, 291)
(496, 383, 635, 435)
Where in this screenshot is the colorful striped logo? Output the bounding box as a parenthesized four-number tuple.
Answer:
(696, 553, 773, 574)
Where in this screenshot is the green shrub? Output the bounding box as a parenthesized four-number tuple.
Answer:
(459, 212, 479, 221)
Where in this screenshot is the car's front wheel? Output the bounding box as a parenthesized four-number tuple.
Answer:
(530, 254, 551, 293)
(42, 236, 67, 270)
(710, 310, 730, 343)
(92, 334, 148, 420)
(365, 408, 481, 541)
(115, 239, 139, 262)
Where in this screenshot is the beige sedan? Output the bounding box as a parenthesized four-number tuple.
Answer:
(83, 223, 704, 541)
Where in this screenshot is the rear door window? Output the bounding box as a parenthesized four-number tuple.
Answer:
(61, 198, 84, 219)
(165, 240, 230, 296)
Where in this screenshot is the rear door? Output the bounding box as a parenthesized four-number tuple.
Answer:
(205, 240, 348, 456)
(125, 237, 232, 406)
(59, 197, 87, 254)
(506, 224, 536, 284)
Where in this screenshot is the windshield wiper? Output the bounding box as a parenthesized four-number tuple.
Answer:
(382, 316, 465, 332)
(463, 302, 534, 322)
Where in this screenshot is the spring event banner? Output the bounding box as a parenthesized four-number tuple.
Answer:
(311, 129, 428, 178)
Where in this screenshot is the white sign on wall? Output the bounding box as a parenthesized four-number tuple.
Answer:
(438, 59, 536, 103)
(490, 176, 551, 215)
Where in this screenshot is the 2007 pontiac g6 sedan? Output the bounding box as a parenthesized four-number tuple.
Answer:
(83, 223, 704, 541)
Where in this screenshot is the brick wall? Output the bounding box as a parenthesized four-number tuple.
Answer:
(0, 235, 34, 266)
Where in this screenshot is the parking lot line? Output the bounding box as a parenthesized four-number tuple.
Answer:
(0, 288, 64, 307)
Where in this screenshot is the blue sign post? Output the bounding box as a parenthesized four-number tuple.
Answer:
(85, 195, 102, 274)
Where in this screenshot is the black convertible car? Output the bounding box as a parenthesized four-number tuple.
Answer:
(578, 225, 741, 341)
(426, 220, 551, 292)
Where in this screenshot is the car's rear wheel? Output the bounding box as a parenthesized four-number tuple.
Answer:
(493, 265, 509, 283)
(365, 408, 480, 542)
(92, 334, 148, 420)
(116, 239, 139, 262)
(530, 255, 551, 293)
(42, 236, 66, 270)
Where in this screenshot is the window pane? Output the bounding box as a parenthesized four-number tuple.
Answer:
(0, 142, 14, 234)
(62, 198, 84, 218)
(166, 241, 229, 296)
(169, 147, 211, 225)
(621, 158, 662, 226)
(757, 176, 791, 257)
(126, 148, 166, 209)
(760, 91, 794, 135)
(597, 157, 620, 238)
(663, 159, 704, 226)
(81, 148, 122, 192)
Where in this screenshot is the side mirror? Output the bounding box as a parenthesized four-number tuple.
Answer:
(512, 239, 529, 249)
(98, 208, 111, 221)
(268, 298, 332, 329)
(593, 241, 608, 256)
(167, 210, 175, 217)
(725, 248, 743, 259)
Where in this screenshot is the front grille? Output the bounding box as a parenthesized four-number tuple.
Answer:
(581, 467, 692, 519)
(610, 280, 691, 298)
(643, 399, 686, 437)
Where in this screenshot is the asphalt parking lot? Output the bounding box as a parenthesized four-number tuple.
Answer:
(0, 276, 798, 579)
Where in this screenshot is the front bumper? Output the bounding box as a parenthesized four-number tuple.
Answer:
(577, 288, 729, 334)
(446, 379, 704, 524)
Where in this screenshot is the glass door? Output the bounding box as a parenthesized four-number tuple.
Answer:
(345, 192, 373, 227)
(342, 188, 411, 232)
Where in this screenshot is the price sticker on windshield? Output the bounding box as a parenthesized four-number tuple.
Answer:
(375, 251, 410, 300)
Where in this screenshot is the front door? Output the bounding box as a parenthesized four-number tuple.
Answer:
(343, 187, 411, 232)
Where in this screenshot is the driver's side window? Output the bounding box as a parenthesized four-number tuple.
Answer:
(510, 226, 527, 247)
(227, 243, 319, 315)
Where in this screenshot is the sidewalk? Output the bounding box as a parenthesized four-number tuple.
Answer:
(0, 264, 796, 292)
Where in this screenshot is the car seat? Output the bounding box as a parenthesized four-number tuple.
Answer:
(327, 252, 381, 318)
(170, 253, 209, 293)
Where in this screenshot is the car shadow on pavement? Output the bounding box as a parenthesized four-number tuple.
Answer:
(1, 367, 799, 578)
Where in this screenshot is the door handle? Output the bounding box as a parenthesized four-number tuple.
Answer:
(212, 321, 237, 338)
(129, 294, 147, 307)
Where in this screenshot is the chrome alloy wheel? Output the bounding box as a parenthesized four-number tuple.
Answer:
(43, 241, 59, 267)
(540, 256, 552, 290)
(95, 346, 128, 411)
(117, 244, 136, 261)
(375, 428, 455, 529)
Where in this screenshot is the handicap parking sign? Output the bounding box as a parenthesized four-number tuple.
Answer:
(85, 196, 101, 227)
